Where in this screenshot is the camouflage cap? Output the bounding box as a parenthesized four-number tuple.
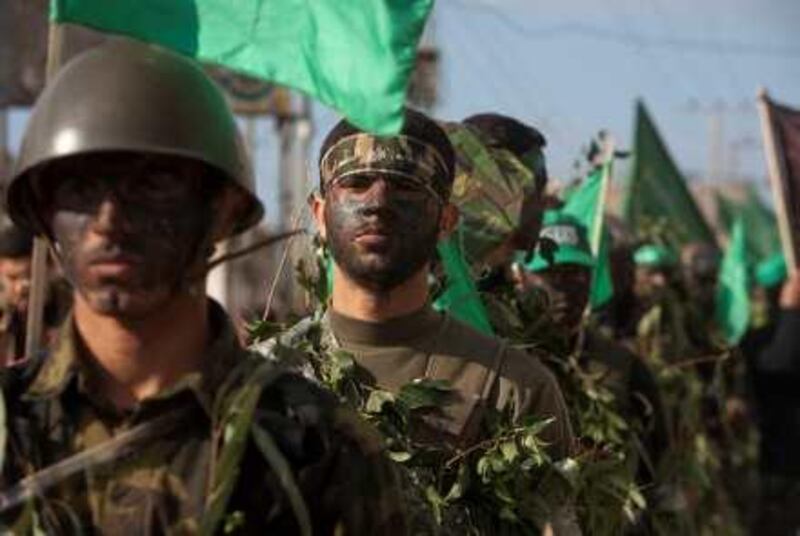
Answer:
(444, 122, 538, 272)
(319, 133, 451, 203)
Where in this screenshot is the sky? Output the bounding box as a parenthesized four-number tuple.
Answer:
(7, 0, 800, 228)
(298, 0, 800, 225)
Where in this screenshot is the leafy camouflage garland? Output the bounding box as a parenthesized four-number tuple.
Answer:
(481, 285, 648, 535)
(250, 315, 574, 535)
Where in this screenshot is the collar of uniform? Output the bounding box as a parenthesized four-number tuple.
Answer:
(22, 300, 244, 418)
(327, 305, 444, 346)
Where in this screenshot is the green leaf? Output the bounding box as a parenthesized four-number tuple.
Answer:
(247, 320, 285, 342)
(388, 450, 412, 463)
(251, 425, 312, 536)
(500, 440, 519, 463)
(397, 378, 453, 411)
(443, 463, 469, 502)
(365, 390, 395, 414)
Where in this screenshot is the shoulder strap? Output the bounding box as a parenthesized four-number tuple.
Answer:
(480, 339, 509, 404)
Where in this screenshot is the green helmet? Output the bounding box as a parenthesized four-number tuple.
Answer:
(634, 244, 677, 268)
(519, 211, 595, 272)
(6, 38, 263, 239)
(755, 252, 787, 289)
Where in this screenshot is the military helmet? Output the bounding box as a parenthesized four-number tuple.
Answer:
(6, 38, 263, 239)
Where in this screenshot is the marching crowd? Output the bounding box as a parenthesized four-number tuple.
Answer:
(0, 38, 796, 535)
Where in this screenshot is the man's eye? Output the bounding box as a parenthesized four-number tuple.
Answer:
(338, 176, 373, 191)
(56, 177, 102, 203)
(393, 180, 425, 193)
(127, 173, 190, 203)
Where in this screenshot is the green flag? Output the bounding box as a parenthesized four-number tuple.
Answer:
(561, 167, 614, 308)
(50, 0, 433, 134)
(716, 217, 750, 344)
(623, 100, 716, 248)
(716, 186, 781, 265)
(433, 235, 494, 335)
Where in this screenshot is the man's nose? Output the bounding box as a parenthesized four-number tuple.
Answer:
(651, 272, 667, 288)
(91, 192, 131, 236)
(364, 178, 391, 203)
(358, 179, 394, 215)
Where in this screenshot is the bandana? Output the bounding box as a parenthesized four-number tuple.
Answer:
(319, 134, 451, 202)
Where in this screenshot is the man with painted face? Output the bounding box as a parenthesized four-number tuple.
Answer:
(516, 212, 669, 484)
(460, 113, 549, 274)
(0, 223, 69, 365)
(309, 109, 573, 457)
(0, 39, 406, 534)
(0, 224, 33, 363)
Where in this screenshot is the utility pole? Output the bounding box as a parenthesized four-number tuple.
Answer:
(707, 100, 725, 183)
(407, 6, 439, 112)
(682, 98, 753, 184)
(274, 92, 314, 317)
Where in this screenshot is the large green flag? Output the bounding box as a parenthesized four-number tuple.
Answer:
(561, 166, 614, 308)
(716, 217, 750, 344)
(50, 0, 433, 134)
(623, 100, 716, 248)
(433, 235, 494, 335)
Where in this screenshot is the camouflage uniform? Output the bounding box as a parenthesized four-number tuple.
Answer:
(1, 301, 406, 534)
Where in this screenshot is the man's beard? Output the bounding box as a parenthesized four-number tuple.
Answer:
(324, 198, 440, 292)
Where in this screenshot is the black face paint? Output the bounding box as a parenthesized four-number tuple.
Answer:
(529, 265, 590, 333)
(324, 174, 441, 291)
(43, 156, 215, 319)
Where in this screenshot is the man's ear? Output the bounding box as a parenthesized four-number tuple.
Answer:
(437, 203, 459, 240)
(309, 192, 327, 242)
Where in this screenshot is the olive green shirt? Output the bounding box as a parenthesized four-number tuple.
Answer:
(0, 301, 406, 535)
(326, 306, 574, 458)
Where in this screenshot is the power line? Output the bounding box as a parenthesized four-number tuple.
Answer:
(449, 0, 800, 59)
(604, 0, 697, 100)
(451, 3, 588, 149)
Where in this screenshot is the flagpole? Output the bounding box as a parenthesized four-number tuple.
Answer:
(589, 139, 615, 257)
(756, 87, 797, 271)
(25, 22, 65, 359)
(577, 137, 615, 349)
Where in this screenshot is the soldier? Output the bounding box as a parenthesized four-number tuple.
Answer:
(256, 109, 575, 532)
(593, 216, 639, 343)
(0, 224, 33, 363)
(306, 108, 571, 451)
(680, 241, 720, 321)
(515, 211, 669, 487)
(741, 256, 800, 534)
(461, 113, 549, 271)
(0, 223, 69, 364)
(0, 39, 405, 534)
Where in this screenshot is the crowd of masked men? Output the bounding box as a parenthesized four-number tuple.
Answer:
(0, 39, 796, 535)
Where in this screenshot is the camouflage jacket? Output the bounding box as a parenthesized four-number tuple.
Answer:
(0, 301, 406, 535)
